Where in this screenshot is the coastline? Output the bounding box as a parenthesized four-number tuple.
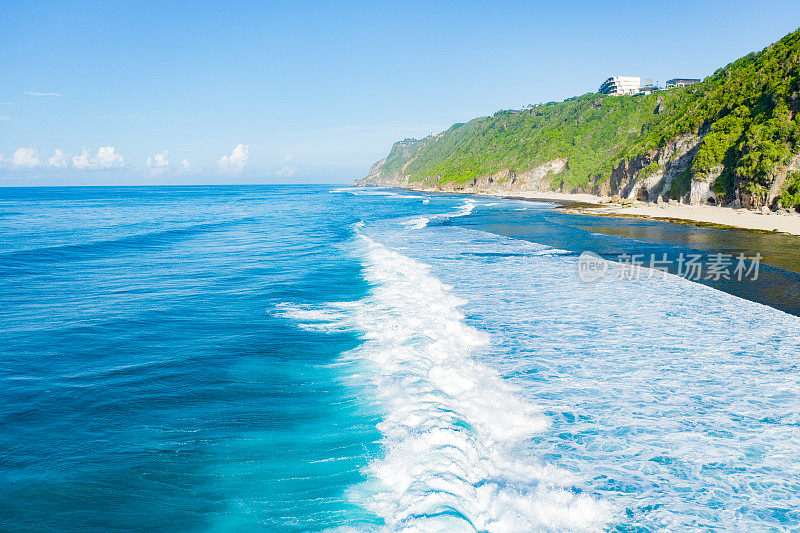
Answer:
(563, 202, 800, 236)
(383, 185, 800, 236)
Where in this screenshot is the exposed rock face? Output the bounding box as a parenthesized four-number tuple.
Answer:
(356, 129, 718, 202)
(357, 158, 394, 186)
(732, 152, 800, 210)
(608, 134, 702, 202)
(765, 153, 800, 208)
(355, 138, 422, 187)
(355, 158, 570, 194)
(451, 159, 568, 194)
(691, 179, 717, 205)
(355, 162, 409, 188)
(355, 132, 794, 208)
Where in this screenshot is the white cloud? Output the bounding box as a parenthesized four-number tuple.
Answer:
(25, 91, 61, 97)
(13, 146, 41, 167)
(48, 149, 70, 168)
(267, 153, 297, 177)
(72, 146, 125, 170)
(147, 150, 169, 168)
(72, 148, 92, 169)
(273, 165, 296, 177)
(174, 159, 193, 175)
(96, 146, 124, 168)
(275, 165, 297, 178)
(217, 144, 249, 173)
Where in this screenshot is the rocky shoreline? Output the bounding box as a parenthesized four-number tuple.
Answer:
(354, 183, 800, 236)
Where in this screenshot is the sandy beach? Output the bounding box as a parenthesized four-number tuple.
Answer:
(409, 187, 800, 236)
(563, 200, 800, 236)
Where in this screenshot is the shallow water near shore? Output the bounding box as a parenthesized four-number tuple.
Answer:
(573, 214, 800, 274)
(450, 203, 800, 316)
(1, 185, 799, 531)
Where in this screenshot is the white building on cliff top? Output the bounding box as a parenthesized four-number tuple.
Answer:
(598, 76, 641, 96)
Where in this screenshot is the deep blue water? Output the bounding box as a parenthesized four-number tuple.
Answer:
(1, 185, 799, 532)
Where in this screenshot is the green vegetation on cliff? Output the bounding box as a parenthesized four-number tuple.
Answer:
(367, 27, 800, 208)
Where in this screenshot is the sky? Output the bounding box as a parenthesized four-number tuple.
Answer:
(1, 0, 799, 186)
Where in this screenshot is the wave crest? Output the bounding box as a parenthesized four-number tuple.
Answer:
(279, 234, 612, 531)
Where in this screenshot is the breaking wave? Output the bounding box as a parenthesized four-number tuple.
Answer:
(398, 200, 477, 230)
(278, 232, 612, 531)
(330, 187, 427, 200)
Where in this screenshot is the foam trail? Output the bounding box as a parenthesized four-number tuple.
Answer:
(330, 187, 424, 200)
(444, 199, 476, 218)
(400, 200, 477, 232)
(399, 217, 430, 229)
(280, 233, 612, 532)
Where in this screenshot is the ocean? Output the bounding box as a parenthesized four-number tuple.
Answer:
(1, 185, 799, 531)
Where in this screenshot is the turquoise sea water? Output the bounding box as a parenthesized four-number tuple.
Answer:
(1, 185, 799, 531)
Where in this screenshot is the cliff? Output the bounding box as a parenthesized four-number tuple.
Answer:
(357, 27, 800, 210)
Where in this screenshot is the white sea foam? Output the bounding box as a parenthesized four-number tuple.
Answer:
(399, 217, 430, 229)
(398, 200, 478, 232)
(330, 187, 423, 200)
(446, 199, 476, 218)
(279, 233, 613, 531)
(288, 191, 800, 530)
(373, 222, 800, 530)
(274, 302, 358, 333)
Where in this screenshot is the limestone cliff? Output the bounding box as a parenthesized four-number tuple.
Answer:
(356, 26, 800, 210)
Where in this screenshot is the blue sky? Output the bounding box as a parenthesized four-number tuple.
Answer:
(1, 0, 799, 186)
